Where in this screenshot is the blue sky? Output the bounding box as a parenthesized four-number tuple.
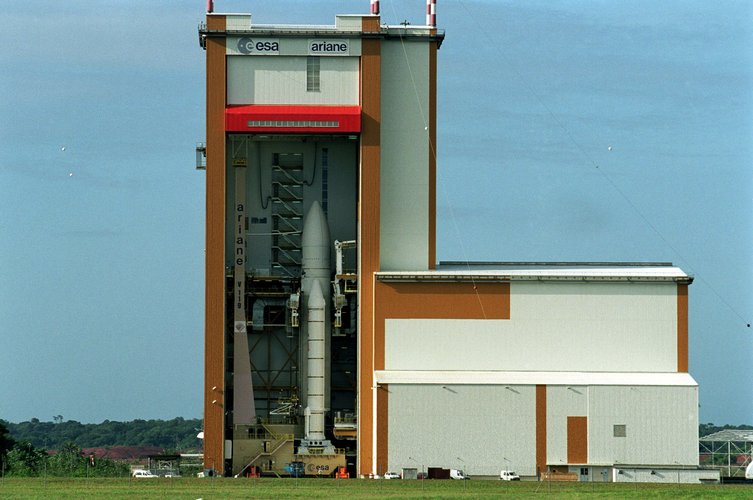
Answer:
(1, 1, 750, 426)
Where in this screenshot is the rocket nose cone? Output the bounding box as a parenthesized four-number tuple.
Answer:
(302, 200, 330, 259)
(308, 279, 326, 308)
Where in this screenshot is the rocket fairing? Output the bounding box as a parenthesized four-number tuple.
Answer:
(301, 201, 331, 291)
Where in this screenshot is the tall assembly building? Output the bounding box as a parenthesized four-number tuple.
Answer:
(199, 5, 709, 481)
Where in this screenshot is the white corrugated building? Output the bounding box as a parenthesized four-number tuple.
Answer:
(373, 262, 702, 480)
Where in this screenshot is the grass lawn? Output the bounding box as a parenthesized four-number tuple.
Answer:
(0, 477, 749, 499)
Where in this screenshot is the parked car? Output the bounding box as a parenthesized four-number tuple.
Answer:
(500, 470, 520, 481)
(383, 471, 400, 479)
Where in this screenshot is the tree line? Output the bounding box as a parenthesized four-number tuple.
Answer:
(2, 417, 203, 451)
(0, 417, 203, 477)
(0, 423, 130, 477)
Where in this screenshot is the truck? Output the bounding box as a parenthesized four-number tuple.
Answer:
(427, 467, 468, 480)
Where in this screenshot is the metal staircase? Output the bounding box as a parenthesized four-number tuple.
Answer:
(271, 154, 304, 277)
(237, 424, 295, 477)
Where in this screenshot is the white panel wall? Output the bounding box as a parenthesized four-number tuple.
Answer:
(227, 56, 359, 105)
(387, 385, 537, 476)
(588, 386, 698, 466)
(546, 386, 588, 465)
(379, 41, 430, 271)
(386, 384, 697, 477)
(385, 282, 678, 372)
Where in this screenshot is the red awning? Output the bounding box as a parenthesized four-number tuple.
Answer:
(225, 105, 361, 133)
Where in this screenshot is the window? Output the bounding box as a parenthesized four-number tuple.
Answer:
(307, 56, 320, 92)
(613, 424, 627, 437)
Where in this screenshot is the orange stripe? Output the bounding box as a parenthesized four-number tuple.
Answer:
(358, 30, 381, 477)
(536, 385, 547, 475)
(567, 416, 588, 464)
(376, 384, 389, 474)
(362, 16, 381, 33)
(375, 281, 510, 324)
(428, 41, 437, 270)
(677, 284, 689, 372)
(204, 14, 226, 474)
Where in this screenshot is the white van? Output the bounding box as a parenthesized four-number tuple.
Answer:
(500, 470, 520, 481)
(132, 469, 158, 478)
(450, 469, 469, 480)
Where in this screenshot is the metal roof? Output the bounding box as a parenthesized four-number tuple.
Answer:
(374, 370, 698, 387)
(700, 430, 753, 442)
(376, 262, 692, 283)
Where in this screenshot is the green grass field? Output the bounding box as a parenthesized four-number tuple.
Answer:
(0, 477, 749, 499)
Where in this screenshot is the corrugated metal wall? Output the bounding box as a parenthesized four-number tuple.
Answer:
(379, 40, 430, 271)
(387, 384, 537, 476)
(227, 56, 359, 105)
(587, 386, 698, 465)
(547, 386, 588, 465)
(386, 384, 697, 476)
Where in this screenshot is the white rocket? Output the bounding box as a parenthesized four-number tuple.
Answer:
(299, 201, 334, 449)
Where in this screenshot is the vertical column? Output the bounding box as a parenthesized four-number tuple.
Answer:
(677, 283, 689, 372)
(204, 14, 227, 475)
(232, 159, 255, 426)
(358, 15, 381, 477)
(428, 35, 437, 270)
(535, 385, 547, 477)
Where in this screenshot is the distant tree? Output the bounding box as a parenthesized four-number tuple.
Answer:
(0, 420, 16, 473)
(5, 442, 47, 476)
(48, 442, 81, 476)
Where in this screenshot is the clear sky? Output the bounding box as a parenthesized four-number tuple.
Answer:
(1, 1, 751, 426)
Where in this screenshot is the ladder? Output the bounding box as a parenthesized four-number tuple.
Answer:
(271, 154, 304, 277)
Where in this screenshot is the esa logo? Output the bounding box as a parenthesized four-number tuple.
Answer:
(238, 37, 279, 54)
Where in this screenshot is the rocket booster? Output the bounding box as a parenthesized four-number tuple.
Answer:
(305, 279, 326, 440)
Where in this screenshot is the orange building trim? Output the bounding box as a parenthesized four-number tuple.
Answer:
(428, 40, 437, 270)
(535, 385, 547, 475)
(362, 15, 381, 33)
(677, 284, 689, 372)
(376, 384, 389, 474)
(204, 14, 227, 474)
(567, 416, 588, 464)
(375, 281, 510, 322)
(357, 17, 382, 476)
